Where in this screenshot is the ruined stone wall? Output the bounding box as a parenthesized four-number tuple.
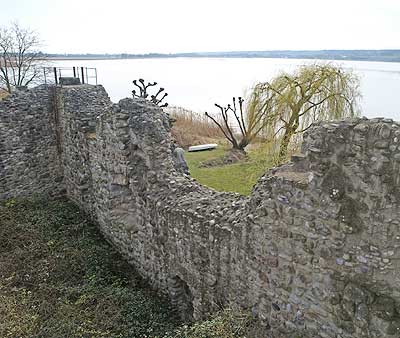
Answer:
(247, 119, 400, 337)
(88, 102, 400, 338)
(1, 85, 400, 338)
(0, 86, 63, 200)
(57, 85, 111, 213)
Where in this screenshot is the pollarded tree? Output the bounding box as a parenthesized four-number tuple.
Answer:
(205, 96, 273, 153)
(0, 22, 46, 93)
(251, 64, 361, 159)
(132, 78, 168, 107)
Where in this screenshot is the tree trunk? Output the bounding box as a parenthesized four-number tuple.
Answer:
(229, 138, 240, 151)
(279, 127, 295, 160)
(3, 60, 12, 93)
(232, 142, 246, 154)
(238, 138, 249, 152)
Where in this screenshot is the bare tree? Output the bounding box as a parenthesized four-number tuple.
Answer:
(205, 97, 271, 152)
(0, 22, 46, 93)
(132, 78, 168, 107)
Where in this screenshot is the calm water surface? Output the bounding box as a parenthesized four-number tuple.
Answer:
(54, 58, 400, 120)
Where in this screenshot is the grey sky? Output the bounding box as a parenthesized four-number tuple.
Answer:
(1, 0, 399, 53)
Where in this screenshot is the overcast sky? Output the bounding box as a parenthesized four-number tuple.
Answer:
(1, 0, 399, 54)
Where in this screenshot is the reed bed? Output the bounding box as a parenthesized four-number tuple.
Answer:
(166, 106, 224, 148)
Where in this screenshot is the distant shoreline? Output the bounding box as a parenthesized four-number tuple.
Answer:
(47, 50, 400, 63)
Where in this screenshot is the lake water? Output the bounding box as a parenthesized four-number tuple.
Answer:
(53, 58, 400, 120)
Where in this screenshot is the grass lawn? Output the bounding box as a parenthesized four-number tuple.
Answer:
(184, 146, 272, 196)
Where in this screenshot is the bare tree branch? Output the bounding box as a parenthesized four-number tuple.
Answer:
(0, 22, 46, 92)
(205, 111, 235, 145)
(132, 78, 169, 107)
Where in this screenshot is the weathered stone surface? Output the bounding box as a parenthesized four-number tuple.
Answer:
(1, 85, 400, 338)
(59, 77, 81, 86)
(0, 85, 64, 199)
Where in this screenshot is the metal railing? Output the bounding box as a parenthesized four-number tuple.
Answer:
(43, 66, 98, 85)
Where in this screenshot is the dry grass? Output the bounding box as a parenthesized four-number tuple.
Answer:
(0, 88, 9, 101)
(162, 308, 267, 338)
(166, 106, 224, 148)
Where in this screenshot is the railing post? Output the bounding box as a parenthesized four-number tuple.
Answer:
(73, 67, 76, 78)
(81, 67, 85, 84)
(53, 67, 58, 85)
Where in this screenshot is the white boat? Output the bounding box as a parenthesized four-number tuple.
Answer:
(188, 143, 218, 152)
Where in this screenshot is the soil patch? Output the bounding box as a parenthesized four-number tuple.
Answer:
(200, 148, 247, 168)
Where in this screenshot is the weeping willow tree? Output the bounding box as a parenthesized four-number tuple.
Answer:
(249, 64, 361, 159)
